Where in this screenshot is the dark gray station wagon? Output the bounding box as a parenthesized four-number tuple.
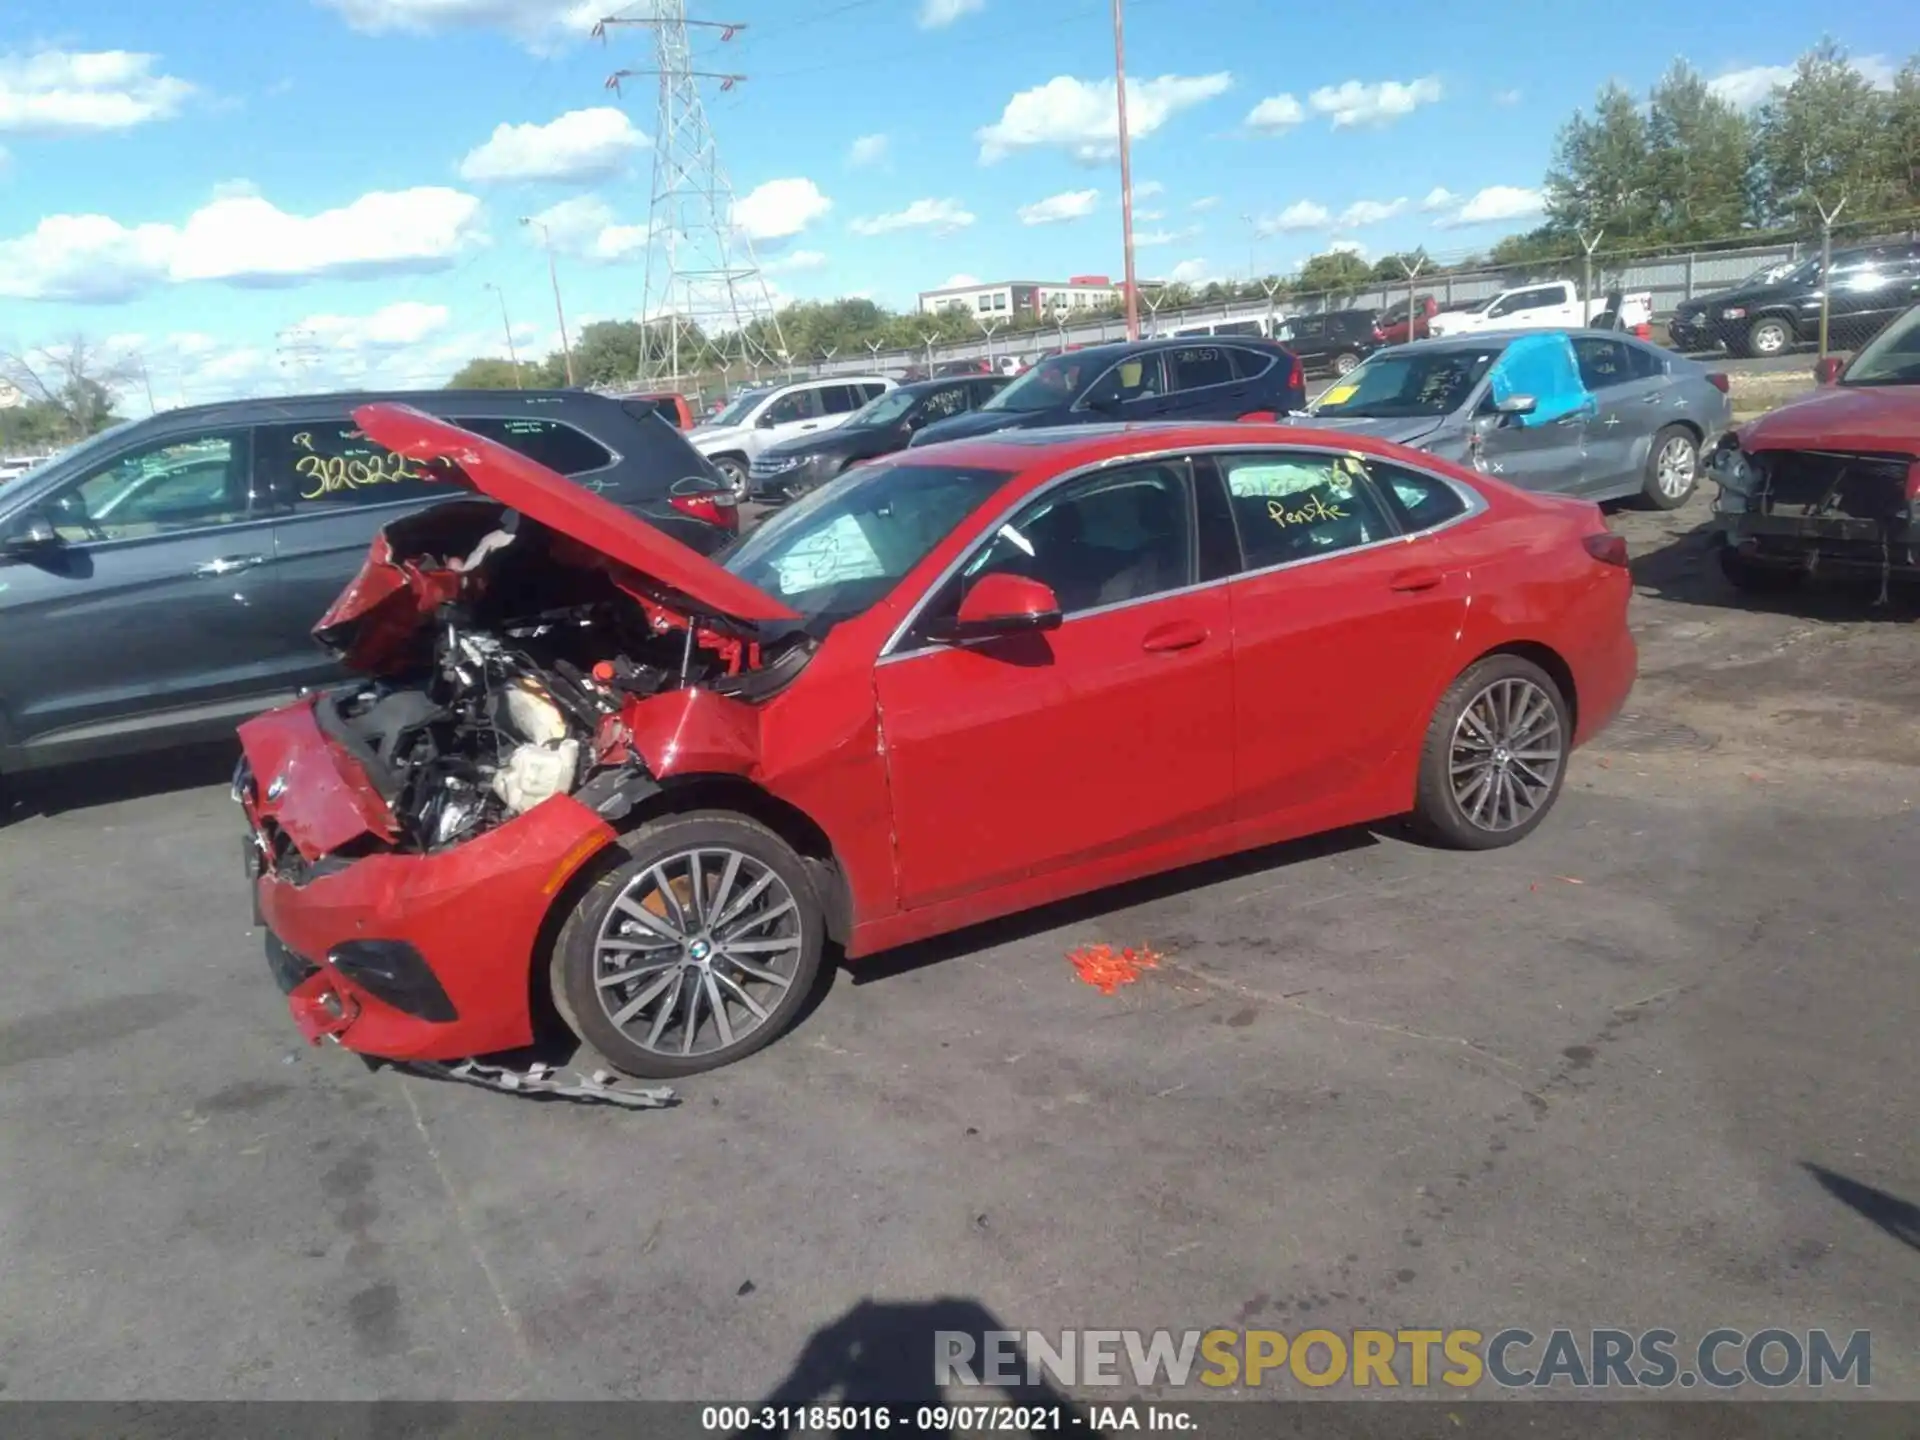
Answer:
(0, 389, 732, 790)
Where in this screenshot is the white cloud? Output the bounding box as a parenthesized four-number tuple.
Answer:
(1190, 195, 1220, 212)
(210, 178, 260, 200)
(316, 0, 601, 47)
(977, 72, 1233, 163)
(847, 132, 888, 167)
(591, 223, 650, 261)
(1307, 76, 1442, 128)
(458, 107, 647, 183)
(1135, 208, 1166, 222)
(1327, 239, 1366, 257)
(920, 0, 984, 27)
(936, 272, 981, 289)
(1420, 186, 1458, 212)
(1168, 258, 1211, 284)
(1135, 226, 1202, 247)
(522, 195, 649, 261)
(1707, 55, 1897, 110)
(1245, 93, 1304, 134)
(298, 301, 452, 350)
(764, 249, 828, 273)
(1433, 184, 1545, 229)
(1134, 180, 1166, 198)
(733, 177, 832, 241)
(1338, 197, 1407, 227)
(1255, 200, 1329, 235)
(0, 187, 483, 301)
(850, 197, 975, 236)
(0, 49, 194, 135)
(1492, 88, 1522, 106)
(1018, 188, 1099, 225)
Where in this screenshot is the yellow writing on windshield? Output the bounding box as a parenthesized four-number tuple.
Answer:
(1268, 494, 1347, 527)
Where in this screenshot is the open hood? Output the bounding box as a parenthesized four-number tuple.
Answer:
(1737, 385, 1920, 454)
(353, 403, 799, 625)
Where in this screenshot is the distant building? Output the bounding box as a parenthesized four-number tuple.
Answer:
(918, 275, 1125, 321)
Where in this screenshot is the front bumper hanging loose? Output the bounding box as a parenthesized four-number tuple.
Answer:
(392, 1058, 677, 1109)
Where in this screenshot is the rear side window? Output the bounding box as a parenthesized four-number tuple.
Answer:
(1366, 460, 1469, 532)
(257, 421, 472, 512)
(1218, 451, 1395, 570)
(1295, 316, 1327, 339)
(453, 416, 614, 475)
(1626, 345, 1666, 380)
(1168, 345, 1235, 391)
(1227, 347, 1275, 379)
(817, 385, 861, 415)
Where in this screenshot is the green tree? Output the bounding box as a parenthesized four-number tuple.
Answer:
(1646, 61, 1758, 240)
(1546, 82, 1656, 238)
(1756, 40, 1900, 225)
(1295, 250, 1372, 295)
(446, 356, 528, 389)
(1884, 59, 1920, 213)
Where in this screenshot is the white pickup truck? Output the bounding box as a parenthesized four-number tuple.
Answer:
(1426, 280, 1652, 339)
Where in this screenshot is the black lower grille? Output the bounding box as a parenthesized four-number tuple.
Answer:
(1760, 451, 1911, 522)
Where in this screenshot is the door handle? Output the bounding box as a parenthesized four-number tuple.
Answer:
(1388, 567, 1443, 593)
(192, 554, 266, 578)
(1141, 620, 1208, 652)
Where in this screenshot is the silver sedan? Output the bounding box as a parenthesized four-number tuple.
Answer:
(1303, 328, 1733, 510)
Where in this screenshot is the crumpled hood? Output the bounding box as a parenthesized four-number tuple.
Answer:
(1737, 385, 1920, 454)
(1298, 414, 1448, 448)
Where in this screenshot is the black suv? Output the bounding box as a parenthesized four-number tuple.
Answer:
(909, 337, 1306, 447)
(0, 389, 733, 784)
(1279, 308, 1383, 377)
(1668, 243, 1920, 357)
(749, 374, 1009, 503)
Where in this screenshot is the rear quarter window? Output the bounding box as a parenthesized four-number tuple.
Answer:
(451, 416, 614, 475)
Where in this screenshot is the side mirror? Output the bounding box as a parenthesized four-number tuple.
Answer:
(1813, 355, 1845, 385)
(924, 573, 1063, 644)
(0, 509, 60, 559)
(1493, 394, 1538, 425)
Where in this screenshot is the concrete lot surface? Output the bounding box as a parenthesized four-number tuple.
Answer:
(0, 487, 1915, 1404)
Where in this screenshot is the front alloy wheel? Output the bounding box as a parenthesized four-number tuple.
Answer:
(553, 813, 824, 1077)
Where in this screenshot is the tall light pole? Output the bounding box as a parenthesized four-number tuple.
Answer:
(519, 217, 575, 386)
(484, 282, 522, 388)
(1112, 0, 1140, 341)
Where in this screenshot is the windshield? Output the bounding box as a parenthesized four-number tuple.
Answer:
(1311, 347, 1501, 420)
(1840, 305, 1920, 386)
(980, 353, 1095, 412)
(719, 462, 1012, 630)
(1737, 258, 1805, 289)
(846, 388, 920, 428)
(708, 389, 770, 428)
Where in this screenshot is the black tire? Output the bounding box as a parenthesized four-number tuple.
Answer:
(1745, 316, 1794, 359)
(1639, 424, 1699, 510)
(1409, 654, 1571, 852)
(710, 455, 748, 499)
(551, 810, 825, 1079)
(1717, 544, 1807, 595)
(1332, 351, 1361, 377)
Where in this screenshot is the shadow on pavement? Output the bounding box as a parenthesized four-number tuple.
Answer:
(851, 825, 1381, 986)
(1627, 518, 1920, 623)
(2, 739, 239, 822)
(1803, 1162, 1920, 1253)
(737, 1297, 1091, 1437)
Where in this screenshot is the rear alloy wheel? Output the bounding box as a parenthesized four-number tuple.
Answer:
(1410, 655, 1570, 851)
(1641, 425, 1699, 510)
(1332, 351, 1361, 377)
(1745, 317, 1792, 358)
(552, 812, 824, 1078)
(710, 455, 748, 500)
(1718, 543, 1807, 595)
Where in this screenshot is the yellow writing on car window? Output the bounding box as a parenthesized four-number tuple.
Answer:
(295, 449, 448, 501)
(1268, 494, 1347, 527)
(1321, 383, 1358, 406)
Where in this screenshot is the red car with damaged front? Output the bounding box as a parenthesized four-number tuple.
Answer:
(1709, 302, 1920, 597)
(237, 403, 1637, 1078)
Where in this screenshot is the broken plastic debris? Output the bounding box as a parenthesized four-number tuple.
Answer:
(1067, 943, 1163, 995)
(400, 1058, 675, 1108)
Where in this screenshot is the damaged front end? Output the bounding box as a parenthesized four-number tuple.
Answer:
(1711, 437, 1920, 598)
(237, 404, 815, 1064)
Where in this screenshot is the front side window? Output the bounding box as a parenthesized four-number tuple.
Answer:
(710, 389, 771, 427)
(721, 463, 1011, 632)
(453, 416, 613, 475)
(1167, 345, 1235, 391)
(763, 389, 822, 426)
(982, 352, 1098, 412)
(1080, 354, 1166, 409)
(1840, 304, 1920, 385)
(914, 463, 1194, 631)
(256, 422, 469, 513)
(1218, 451, 1394, 570)
(45, 429, 257, 541)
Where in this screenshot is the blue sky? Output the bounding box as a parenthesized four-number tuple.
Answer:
(0, 0, 1910, 403)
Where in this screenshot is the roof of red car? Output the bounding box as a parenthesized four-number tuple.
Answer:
(892, 420, 1432, 474)
(353, 402, 802, 624)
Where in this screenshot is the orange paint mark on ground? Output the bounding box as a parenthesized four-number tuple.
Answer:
(1067, 943, 1163, 995)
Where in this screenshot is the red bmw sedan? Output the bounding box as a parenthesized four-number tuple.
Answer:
(237, 404, 1636, 1078)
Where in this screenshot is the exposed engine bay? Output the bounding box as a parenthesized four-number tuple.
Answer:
(310, 500, 814, 853)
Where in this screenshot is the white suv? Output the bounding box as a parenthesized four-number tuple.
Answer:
(689, 376, 895, 495)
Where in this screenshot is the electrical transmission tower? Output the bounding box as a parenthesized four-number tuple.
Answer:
(598, 3, 786, 390)
(274, 326, 325, 395)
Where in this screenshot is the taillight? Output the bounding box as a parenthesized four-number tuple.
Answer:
(1583, 532, 1629, 568)
(671, 493, 738, 531)
(1706, 372, 1729, 393)
(1906, 461, 1920, 502)
(1287, 355, 1303, 391)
